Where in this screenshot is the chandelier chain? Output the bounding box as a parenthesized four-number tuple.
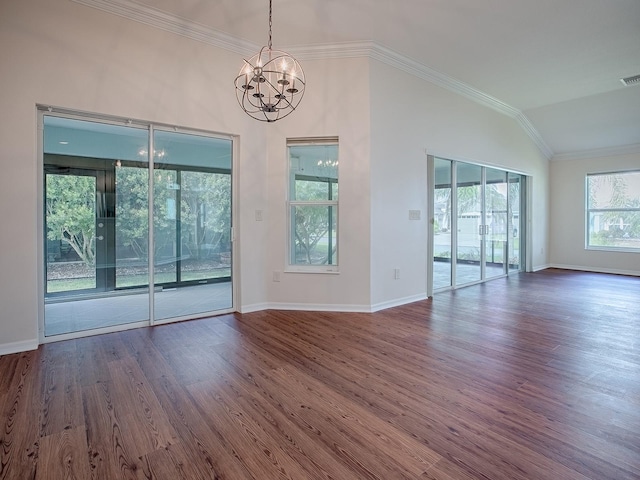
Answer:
(268, 0, 273, 50)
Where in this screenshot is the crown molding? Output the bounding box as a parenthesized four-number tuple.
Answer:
(289, 41, 553, 159)
(287, 41, 377, 60)
(70, 0, 259, 56)
(365, 44, 553, 159)
(551, 143, 640, 162)
(514, 112, 554, 159)
(71, 0, 552, 159)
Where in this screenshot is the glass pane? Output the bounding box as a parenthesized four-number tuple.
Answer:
(44, 116, 148, 162)
(587, 172, 640, 250)
(153, 167, 178, 285)
(291, 205, 338, 265)
(588, 172, 640, 209)
(294, 178, 336, 201)
(588, 211, 640, 249)
(433, 158, 452, 290)
(508, 173, 521, 272)
(153, 130, 233, 320)
(456, 163, 482, 286)
(115, 165, 149, 288)
(43, 115, 149, 337)
(289, 144, 339, 200)
(46, 173, 97, 293)
(180, 171, 232, 282)
(485, 168, 508, 279)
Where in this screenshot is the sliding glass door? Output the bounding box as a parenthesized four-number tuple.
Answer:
(430, 156, 526, 292)
(152, 129, 232, 321)
(455, 163, 483, 286)
(508, 173, 523, 272)
(485, 168, 508, 280)
(42, 112, 233, 338)
(433, 158, 452, 290)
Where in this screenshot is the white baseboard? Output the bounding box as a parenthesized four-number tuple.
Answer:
(241, 294, 435, 315)
(549, 264, 640, 277)
(266, 302, 372, 313)
(237, 303, 271, 314)
(0, 339, 39, 356)
(370, 293, 429, 312)
(532, 264, 552, 272)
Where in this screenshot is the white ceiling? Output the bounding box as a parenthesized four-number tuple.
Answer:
(83, 0, 640, 159)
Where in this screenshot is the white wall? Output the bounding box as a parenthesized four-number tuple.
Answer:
(368, 60, 550, 308)
(0, 0, 268, 353)
(550, 153, 640, 275)
(0, 0, 553, 354)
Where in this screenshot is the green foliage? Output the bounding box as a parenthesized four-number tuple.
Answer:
(47, 167, 232, 271)
(46, 174, 96, 266)
(293, 179, 337, 264)
(116, 167, 150, 260)
(180, 171, 231, 259)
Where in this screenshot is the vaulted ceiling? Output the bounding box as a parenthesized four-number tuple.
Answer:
(78, 0, 640, 160)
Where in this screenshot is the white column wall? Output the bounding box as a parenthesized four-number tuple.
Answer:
(550, 153, 640, 275)
(368, 60, 550, 308)
(263, 58, 373, 311)
(0, 0, 268, 353)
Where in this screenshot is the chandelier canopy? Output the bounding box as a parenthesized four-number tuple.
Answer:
(234, 0, 306, 122)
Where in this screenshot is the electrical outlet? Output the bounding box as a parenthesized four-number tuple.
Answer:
(273, 271, 281, 282)
(394, 268, 400, 280)
(255, 209, 263, 221)
(409, 210, 421, 220)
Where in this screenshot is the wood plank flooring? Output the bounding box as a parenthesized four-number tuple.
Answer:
(1, 268, 639, 479)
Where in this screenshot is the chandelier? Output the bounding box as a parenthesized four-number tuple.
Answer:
(234, 0, 306, 122)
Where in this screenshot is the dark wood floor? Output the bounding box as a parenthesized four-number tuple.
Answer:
(1, 269, 639, 479)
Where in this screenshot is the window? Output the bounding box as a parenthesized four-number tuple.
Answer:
(287, 139, 339, 271)
(586, 171, 640, 252)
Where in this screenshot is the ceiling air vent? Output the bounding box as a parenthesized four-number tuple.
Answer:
(620, 74, 640, 86)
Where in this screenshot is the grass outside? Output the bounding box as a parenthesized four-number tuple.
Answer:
(47, 268, 231, 293)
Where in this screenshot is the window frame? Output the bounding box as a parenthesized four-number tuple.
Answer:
(286, 138, 339, 273)
(585, 170, 640, 253)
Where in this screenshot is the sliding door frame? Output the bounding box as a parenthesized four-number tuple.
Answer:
(428, 154, 529, 296)
(37, 107, 237, 342)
